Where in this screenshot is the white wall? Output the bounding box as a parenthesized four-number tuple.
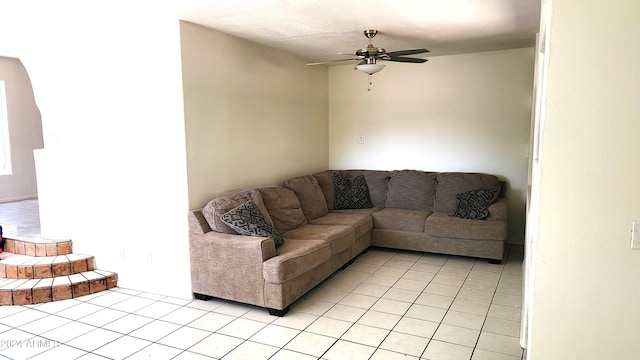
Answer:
(528, 0, 640, 358)
(329, 48, 534, 243)
(2, 3, 193, 298)
(0, 57, 43, 202)
(180, 22, 329, 209)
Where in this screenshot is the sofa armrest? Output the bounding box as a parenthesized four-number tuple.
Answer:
(188, 209, 211, 235)
(486, 197, 508, 221)
(189, 231, 277, 306)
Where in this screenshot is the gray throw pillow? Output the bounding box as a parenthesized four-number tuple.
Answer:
(220, 200, 284, 247)
(450, 185, 501, 220)
(333, 173, 373, 209)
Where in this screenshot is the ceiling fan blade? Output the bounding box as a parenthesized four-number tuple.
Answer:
(306, 58, 360, 66)
(386, 48, 430, 57)
(386, 57, 428, 63)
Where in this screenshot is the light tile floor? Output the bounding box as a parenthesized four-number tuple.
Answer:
(0, 199, 526, 359)
(0, 199, 43, 243)
(0, 245, 526, 360)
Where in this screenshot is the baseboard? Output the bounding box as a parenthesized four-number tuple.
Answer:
(0, 194, 38, 203)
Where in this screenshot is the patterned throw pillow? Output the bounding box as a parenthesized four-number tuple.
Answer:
(220, 200, 284, 247)
(450, 185, 501, 220)
(333, 173, 373, 209)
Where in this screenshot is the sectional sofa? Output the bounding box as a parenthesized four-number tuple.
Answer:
(188, 169, 508, 316)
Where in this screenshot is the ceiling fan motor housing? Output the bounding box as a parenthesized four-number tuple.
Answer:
(356, 45, 387, 60)
(306, 29, 428, 68)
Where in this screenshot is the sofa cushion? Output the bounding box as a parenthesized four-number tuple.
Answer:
(385, 170, 438, 211)
(263, 239, 331, 284)
(309, 212, 373, 239)
(313, 171, 336, 210)
(259, 187, 308, 233)
(339, 170, 391, 207)
(372, 208, 432, 233)
(282, 175, 329, 221)
(425, 212, 508, 240)
(434, 173, 500, 214)
(332, 207, 383, 216)
(283, 224, 355, 255)
(333, 173, 373, 209)
(202, 189, 273, 235)
(220, 200, 284, 247)
(451, 185, 501, 220)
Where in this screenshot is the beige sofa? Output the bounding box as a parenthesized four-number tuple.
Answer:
(188, 169, 508, 316)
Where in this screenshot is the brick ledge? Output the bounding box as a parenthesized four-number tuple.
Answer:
(0, 270, 118, 305)
(0, 252, 95, 279)
(3, 239, 73, 257)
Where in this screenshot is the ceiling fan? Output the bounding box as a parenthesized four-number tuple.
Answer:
(307, 29, 429, 75)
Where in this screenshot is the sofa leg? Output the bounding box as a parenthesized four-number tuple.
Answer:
(268, 306, 290, 317)
(488, 259, 502, 265)
(341, 259, 355, 270)
(193, 293, 213, 300)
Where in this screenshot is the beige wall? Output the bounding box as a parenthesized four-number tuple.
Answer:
(529, 0, 640, 358)
(329, 48, 534, 243)
(180, 22, 329, 209)
(0, 56, 43, 202)
(3, 3, 193, 298)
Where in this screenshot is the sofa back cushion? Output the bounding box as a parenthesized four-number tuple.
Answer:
(434, 172, 500, 214)
(282, 175, 329, 221)
(313, 171, 336, 210)
(202, 189, 273, 234)
(258, 187, 308, 232)
(385, 170, 438, 211)
(338, 170, 391, 207)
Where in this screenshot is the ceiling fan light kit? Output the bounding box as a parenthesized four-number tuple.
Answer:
(355, 63, 385, 75)
(308, 29, 429, 90)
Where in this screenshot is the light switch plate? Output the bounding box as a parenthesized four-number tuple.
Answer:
(632, 221, 640, 250)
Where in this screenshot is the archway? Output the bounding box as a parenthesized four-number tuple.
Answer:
(0, 56, 44, 241)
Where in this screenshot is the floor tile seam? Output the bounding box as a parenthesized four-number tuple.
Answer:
(284, 290, 375, 357)
(173, 350, 219, 360)
(108, 339, 165, 360)
(0, 309, 54, 329)
(153, 301, 214, 327)
(8, 338, 64, 360)
(187, 316, 272, 356)
(473, 261, 523, 358)
(418, 259, 481, 356)
(263, 343, 323, 360)
(31, 304, 105, 324)
(472, 341, 525, 358)
(484, 313, 522, 324)
(0, 307, 30, 320)
(183, 300, 226, 312)
(363, 265, 449, 360)
(110, 333, 186, 359)
(477, 327, 522, 339)
(269, 326, 341, 359)
(25, 324, 119, 355)
(80, 290, 153, 311)
(80, 296, 201, 332)
(0, 326, 42, 353)
(70, 330, 131, 357)
(214, 338, 284, 358)
(315, 336, 349, 360)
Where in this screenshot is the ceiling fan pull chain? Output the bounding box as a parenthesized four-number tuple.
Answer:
(367, 75, 372, 91)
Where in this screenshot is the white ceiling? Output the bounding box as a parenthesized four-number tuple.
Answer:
(176, 0, 541, 63)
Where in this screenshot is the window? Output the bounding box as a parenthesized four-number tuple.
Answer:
(0, 80, 11, 175)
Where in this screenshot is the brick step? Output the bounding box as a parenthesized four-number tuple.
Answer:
(2, 238, 73, 257)
(0, 252, 95, 279)
(0, 270, 118, 305)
